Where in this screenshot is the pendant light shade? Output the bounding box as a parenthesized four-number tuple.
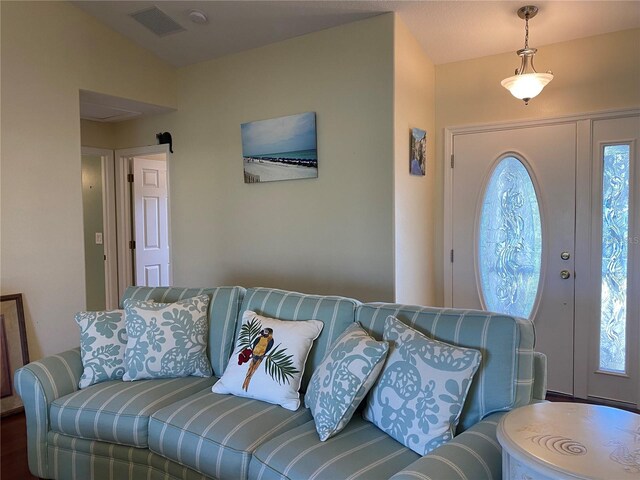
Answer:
(501, 72, 554, 103)
(502, 6, 553, 105)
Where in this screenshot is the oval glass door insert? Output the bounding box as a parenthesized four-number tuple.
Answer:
(478, 156, 542, 318)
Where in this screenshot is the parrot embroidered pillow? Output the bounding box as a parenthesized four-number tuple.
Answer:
(305, 322, 389, 441)
(363, 316, 482, 456)
(75, 310, 127, 388)
(212, 310, 323, 411)
(122, 295, 213, 381)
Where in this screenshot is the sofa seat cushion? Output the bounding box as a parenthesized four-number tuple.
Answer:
(50, 377, 215, 448)
(148, 389, 312, 480)
(249, 416, 419, 480)
(48, 431, 209, 480)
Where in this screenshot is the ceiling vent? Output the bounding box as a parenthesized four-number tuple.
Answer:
(130, 6, 185, 37)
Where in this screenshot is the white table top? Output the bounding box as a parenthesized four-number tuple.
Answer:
(497, 402, 640, 480)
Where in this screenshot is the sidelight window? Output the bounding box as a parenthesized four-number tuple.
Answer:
(599, 144, 631, 373)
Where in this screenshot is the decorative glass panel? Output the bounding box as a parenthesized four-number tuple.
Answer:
(478, 156, 542, 318)
(599, 144, 630, 373)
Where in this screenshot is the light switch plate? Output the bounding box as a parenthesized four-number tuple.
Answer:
(95, 232, 103, 245)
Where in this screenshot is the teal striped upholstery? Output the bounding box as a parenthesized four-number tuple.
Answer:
(389, 412, 507, 480)
(148, 389, 312, 479)
(48, 431, 209, 480)
(532, 352, 548, 400)
(15, 287, 542, 480)
(121, 286, 245, 377)
(355, 304, 535, 431)
(50, 378, 215, 448)
(249, 415, 419, 480)
(239, 288, 360, 389)
(14, 348, 83, 478)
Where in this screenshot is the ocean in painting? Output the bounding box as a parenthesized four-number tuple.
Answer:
(249, 149, 317, 161)
(241, 112, 317, 183)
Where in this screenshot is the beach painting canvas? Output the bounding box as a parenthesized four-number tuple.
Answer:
(242, 112, 318, 183)
(410, 128, 426, 176)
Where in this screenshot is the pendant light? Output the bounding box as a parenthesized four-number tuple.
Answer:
(501, 5, 553, 105)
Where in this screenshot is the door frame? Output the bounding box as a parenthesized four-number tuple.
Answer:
(443, 107, 640, 401)
(114, 144, 172, 298)
(81, 147, 118, 310)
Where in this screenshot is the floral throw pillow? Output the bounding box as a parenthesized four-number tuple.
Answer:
(122, 295, 212, 381)
(212, 311, 323, 411)
(305, 322, 388, 441)
(363, 316, 482, 455)
(75, 310, 127, 389)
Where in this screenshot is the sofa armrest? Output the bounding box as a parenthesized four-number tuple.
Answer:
(532, 352, 548, 401)
(390, 412, 507, 480)
(14, 348, 82, 479)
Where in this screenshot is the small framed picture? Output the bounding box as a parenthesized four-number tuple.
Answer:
(1, 294, 29, 416)
(410, 128, 426, 176)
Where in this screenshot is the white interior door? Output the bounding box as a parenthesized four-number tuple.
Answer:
(451, 124, 577, 395)
(132, 156, 171, 287)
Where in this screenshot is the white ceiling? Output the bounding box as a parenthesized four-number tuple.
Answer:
(76, 0, 639, 120)
(72, 1, 640, 68)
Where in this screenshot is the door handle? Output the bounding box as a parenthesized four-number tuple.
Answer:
(560, 270, 571, 280)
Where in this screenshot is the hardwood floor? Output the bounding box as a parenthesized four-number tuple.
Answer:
(546, 392, 640, 414)
(1, 411, 38, 480)
(0, 395, 636, 480)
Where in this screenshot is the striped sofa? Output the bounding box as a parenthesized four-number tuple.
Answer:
(16, 286, 547, 480)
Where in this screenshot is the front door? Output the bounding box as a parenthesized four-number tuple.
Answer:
(451, 123, 577, 395)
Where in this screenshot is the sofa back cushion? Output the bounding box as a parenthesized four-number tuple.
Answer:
(120, 286, 245, 377)
(355, 304, 535, 432)
(238, 288, 359, 390)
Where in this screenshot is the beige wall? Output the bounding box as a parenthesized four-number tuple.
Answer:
(393, 17, 436, 305)
(80, 120, 117, 149)
(80, 154, 106, 311)
(6, 1, 636, 360)
(433, 28, 640, 304)
(1, 1, 176, 359)
(113, 14, 396, 302)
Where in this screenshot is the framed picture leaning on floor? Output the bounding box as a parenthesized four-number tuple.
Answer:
(1, 293, 29, 416)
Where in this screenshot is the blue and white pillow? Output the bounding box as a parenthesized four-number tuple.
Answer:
(122, 295, 213, 381)
(75, 310, 127, 388)
(363, 316, 482, 455)
(305, 322, 388, 441)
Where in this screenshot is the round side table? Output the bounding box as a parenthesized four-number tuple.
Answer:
(497, 402, 640, 480)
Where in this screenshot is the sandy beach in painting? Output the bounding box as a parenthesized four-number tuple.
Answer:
(241, 112, 317, 183)
(243, 157, 317, 182)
